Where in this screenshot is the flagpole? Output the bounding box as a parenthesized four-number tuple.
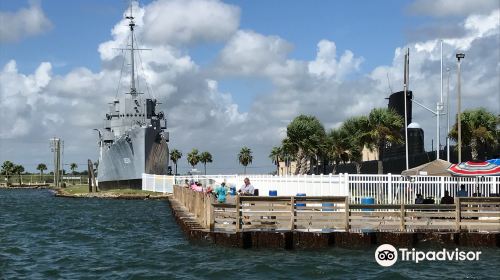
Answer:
(404, 48, 409, 170)
(437, 40, 443, 160)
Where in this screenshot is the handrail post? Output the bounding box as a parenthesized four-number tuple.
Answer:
(455, 197, 461, 231)
(400, 203, 405, 231)
(344, 196, 350, 232)
(236, 195, 241, 233)
(209, 195, 215, 231)
(290, 196, 295, 231)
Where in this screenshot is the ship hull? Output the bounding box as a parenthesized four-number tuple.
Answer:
(97, 126, 168, 190)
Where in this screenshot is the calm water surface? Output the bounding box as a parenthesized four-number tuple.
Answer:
(1, 189, 498, 279)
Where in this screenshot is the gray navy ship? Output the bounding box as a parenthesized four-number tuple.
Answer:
(96, 6, 169, 190)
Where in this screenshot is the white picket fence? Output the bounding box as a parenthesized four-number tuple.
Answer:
(143, 173, 500, 204)
(142, 174, 175, 193)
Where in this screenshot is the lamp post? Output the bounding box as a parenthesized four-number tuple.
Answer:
(456, 53, 465, 163)
(437, 40, 443, 160)
(446, 67, 451, 162)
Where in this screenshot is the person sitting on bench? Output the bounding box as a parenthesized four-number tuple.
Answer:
(238, 178, 254, 196)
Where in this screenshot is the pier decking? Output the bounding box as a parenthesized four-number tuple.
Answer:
(168, 186, 500, 248)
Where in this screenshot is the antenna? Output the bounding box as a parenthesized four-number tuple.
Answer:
(116, 1, 151, 96)
(386, 72, 393, 94)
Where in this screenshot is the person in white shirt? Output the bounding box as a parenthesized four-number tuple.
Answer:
(238, 177, 254, 195)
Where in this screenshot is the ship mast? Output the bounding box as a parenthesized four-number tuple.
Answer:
(126, 4, 137, 95)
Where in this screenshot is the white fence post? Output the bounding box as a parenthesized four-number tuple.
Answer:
(345, 174, 350, 201)
(388, 173, 393, 204)
(440, 176, 445, 198)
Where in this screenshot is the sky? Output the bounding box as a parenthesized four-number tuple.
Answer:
(0, 0, 499, 174)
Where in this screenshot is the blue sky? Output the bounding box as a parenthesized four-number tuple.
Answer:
(1, 0, 417, 71)
(1, 0, 499, 173)
(2, 0, 416, 101)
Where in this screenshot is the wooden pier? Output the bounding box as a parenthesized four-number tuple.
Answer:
(168, 186, 500, 249)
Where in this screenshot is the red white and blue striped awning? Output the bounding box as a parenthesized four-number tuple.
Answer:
(448, 161, 500, 176)
(486, 158, 500, 166)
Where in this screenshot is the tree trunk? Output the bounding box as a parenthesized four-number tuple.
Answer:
(377, 160, 383, 174)
(244, 165, 247, 175)
(355, 162, 361, 174)
(175, 163, 178, 175)
(297, 149, 309, 175)
(470, 138, 478, 161)
(377, 141, 384, 174)
(295, 148, 303, 175)
(204, 163, 207, 175)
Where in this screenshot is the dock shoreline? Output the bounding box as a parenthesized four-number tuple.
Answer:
(0, 186, 170, 200)
(167, 191, 500, 249)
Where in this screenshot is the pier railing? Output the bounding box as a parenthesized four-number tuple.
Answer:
(173, 184, 214, 229)
(173, 186, 500, 233)
(163, 174, 500, 204)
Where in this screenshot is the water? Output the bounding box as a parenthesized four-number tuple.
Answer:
(1, 189, 498, 279)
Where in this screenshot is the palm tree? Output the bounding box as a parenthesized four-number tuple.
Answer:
(70, 163, 78, 175)
(12, 164, 25, 185)
(449, 108, 498, 160)
(340, 116, 370, 174)
(326, 127, 351, 174)
(170, 149, 182, 175)
(36, 163, 47, 182)
(280, 138, 296, 175)
(364, 108, 404, 173)
(199, 151, 213, 175)
(187, 149, 200, 170)
(286, 115, 326, 174)
(269, 146, 282, 175)
(1, 160, 15, 186)
(238, 147, 253, 174)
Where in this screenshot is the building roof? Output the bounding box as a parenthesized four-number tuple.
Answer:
(401, 159, 452, 176)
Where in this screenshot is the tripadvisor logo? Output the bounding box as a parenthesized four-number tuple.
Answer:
(375, 244, 398, 267)
(375, 244, 482, 267)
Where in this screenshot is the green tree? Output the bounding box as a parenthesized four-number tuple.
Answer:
(286, 115, 326, 174)
(340, 116, 369, 174)
(1, 160, 15, 186)
(238, 147, 253, 174)
(36, 163, 47, 182)
(364, 108, 404, 173)
(269, 146, 282, 175)
(68, 163, 78, 185)
(187, 149, 200, 170)
(199, 151, 213, 175)
(449, 108, 498, 160)
(280, 138, 296, 175)
(170, 149, 182, 175)
(70, 163, 78, 175)
(12, 164, 25, 185)
(325, 127, 351, 174)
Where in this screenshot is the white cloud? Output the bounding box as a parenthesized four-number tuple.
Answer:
(308, 40, 363, 80)
(216, 30, 293, 76)
(408, 0, 499, 17)
(0, 1, 52, 43)
(143, 0, 239, 46)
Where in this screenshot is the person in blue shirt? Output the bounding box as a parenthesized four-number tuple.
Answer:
(456, 184, 469, 197)
(214, 182, 227, 203)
